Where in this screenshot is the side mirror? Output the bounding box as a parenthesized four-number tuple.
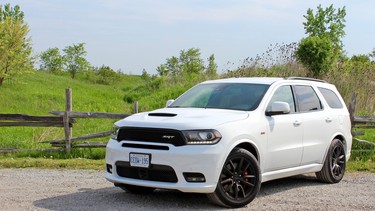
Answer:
(266, 101, 290, 116)
(166, 99, 175, 107)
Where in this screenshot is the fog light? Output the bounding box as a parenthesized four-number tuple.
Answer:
(183, 172, 206, 182)
(107, 164, 113, 174)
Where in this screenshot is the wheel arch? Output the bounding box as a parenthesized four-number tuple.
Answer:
(235, 142, 260, 162)
(332, 134, 348, 153)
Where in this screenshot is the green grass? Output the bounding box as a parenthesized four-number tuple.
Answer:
(0, 70, 374, 172)
(0, 71, 144, 150)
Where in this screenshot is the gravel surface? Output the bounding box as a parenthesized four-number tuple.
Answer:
(0, 169, 374, 210)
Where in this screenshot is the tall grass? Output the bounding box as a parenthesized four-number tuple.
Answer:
(225, 42, 375, 115)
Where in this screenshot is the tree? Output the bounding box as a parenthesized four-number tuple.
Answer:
(156, 64, 168, 76)
(39, 47, 64, 74)
(179, 48, 204, 75)
(156, 48, 205, 77)
(351, 54, 370, 63)
(0, 4, 33, 86)
(95, 65, 117, 85)
(63, 43, 90, 79)
(303, 4, 346, 56)
(206, 54, 218, 78)
(296, 4, 346, 77)
(295, 36, 335, 77)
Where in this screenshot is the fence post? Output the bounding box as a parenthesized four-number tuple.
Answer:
(133, 101, 139, 113)
(64, 88, 73, 152)
(348, 92, 357, 135)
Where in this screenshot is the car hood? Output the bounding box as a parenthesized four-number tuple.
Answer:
(115, 108, 249, 130)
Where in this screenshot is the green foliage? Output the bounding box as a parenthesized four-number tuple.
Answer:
(0, 71, 144, 151)
(0, 3, 33, 86)
(94, 65, 118, 85)
(39, 47, 65, 74)
(303, 4, 346, 55)
(206, 54, 218, 78)
(157, 48, 206, 78)
(295, 36, 335, 77)
(130, 48, 218, 111)
(351, 54, 370, 63)
(63, 43, 90, 79)
(297, 4, 346, 77)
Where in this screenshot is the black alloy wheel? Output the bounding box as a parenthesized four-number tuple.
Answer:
(208, 148, 261, 208)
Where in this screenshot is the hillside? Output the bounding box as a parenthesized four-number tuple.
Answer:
(0, 71, 144, 149)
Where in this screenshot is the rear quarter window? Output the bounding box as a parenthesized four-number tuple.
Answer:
(318, 87, 343, 109)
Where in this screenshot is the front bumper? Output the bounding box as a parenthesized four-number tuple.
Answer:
(105, 138, 225, 193)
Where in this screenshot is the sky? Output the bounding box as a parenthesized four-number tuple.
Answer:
(4, 0, 375, 75)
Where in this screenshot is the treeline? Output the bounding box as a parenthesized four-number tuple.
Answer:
(39, 43, 119, 85)
(1, 3, 375, 114)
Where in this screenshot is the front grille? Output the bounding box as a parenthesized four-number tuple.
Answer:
(117, 127, 186, 146)
(116, 161, 178, 183)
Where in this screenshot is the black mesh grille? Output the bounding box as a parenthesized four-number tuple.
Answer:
(116, 161, 178, 183)
(117, 127, 186, 146)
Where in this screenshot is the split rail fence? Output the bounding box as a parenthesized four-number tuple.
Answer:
(0, 90, 374, 153)
(0, 88, 136, 152)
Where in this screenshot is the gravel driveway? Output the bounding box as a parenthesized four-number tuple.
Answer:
(0, 169, 374, 210)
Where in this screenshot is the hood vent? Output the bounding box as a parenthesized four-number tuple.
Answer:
(148, 113, 177, 117)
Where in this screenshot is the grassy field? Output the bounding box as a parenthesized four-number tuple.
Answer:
(0, 71, 143, 153)
(0, 70, 374, 172)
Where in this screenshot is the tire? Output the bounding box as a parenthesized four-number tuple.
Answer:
(116, 183, 155, 194)
(316, 139, 346, 183)
(208, 148, 261, 208)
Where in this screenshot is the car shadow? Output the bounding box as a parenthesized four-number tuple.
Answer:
(33, 174, 325, 210)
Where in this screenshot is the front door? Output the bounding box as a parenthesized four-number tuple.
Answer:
(264, 85, 303, 172)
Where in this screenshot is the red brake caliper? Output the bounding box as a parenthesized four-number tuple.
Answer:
(243, 170, 248, 190)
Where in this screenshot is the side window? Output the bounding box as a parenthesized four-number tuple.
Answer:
(318, 87, 344, 109)
(294, 85, 322, 112)
(267, 85, 296, 113)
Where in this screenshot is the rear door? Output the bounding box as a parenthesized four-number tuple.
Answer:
(293, 85, 332, 165)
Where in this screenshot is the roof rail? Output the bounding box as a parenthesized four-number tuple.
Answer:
(286, 77, 327, 83)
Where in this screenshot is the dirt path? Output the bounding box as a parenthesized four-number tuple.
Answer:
(0, 169, 374, 210)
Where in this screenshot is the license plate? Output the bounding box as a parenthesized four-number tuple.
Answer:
(129, 153, 150, 168)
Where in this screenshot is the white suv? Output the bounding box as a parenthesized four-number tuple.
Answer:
(106, 77, 352, 208)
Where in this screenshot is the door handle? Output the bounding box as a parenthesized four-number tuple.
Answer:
(325, 117, 333, 123)
(293, 120, 301, 127)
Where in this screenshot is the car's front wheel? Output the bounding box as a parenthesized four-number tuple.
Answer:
(208, 147, 261, 208)
(316, 139, 346, 183)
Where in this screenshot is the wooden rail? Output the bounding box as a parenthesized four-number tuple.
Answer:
(0, 88, 136, 152)
(348, 92, 375, 148)
(1, 91, 374, 152)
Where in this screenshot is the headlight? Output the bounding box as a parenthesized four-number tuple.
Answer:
(183, 130, 222, 145)
(111, 125, 120, 140)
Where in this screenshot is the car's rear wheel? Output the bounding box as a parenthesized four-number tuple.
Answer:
(116, 183, 156, 194)
(208, 147, 261, 208)
(316, 139, 346, 183)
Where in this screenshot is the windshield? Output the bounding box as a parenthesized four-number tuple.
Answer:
(169, 83, 270, 111)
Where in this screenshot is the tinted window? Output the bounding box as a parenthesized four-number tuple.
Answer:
(267, 85, 296, 113)
(170, 83, 270, 111)
(318, 87, 343, 109)
(294, 85, 322, 112)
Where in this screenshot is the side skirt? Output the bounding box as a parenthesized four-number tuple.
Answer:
(261, 164, 323, 183)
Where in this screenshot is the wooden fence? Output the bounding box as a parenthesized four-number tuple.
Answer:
(0, 90, 374, 153)
(0, 88, 134, 152)
(348, 93, 375, 147)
